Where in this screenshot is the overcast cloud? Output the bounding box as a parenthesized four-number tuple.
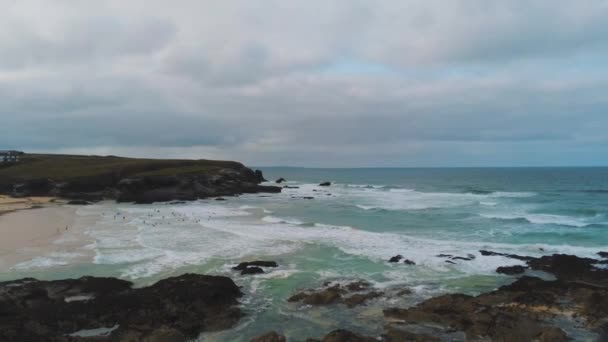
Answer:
(1, 0, 607, 166)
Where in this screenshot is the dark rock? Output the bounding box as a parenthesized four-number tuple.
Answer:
(67, 200, 91, 205)
(383, 254, 608, 340)
(343, 291, 382, 308)
(526, 254, 601, 281)
(252, 185, 282, 193)
(276, 178, 286, 184)
(345, 281, 371, 292)
(437, 253, 475, 261)
(319, 329, 376, 342)
(241, 267, 264, 275)
(233, 261, 279, 270)
(389, 255, 403, 263)
(215, 197, 226, 201)
(496, 265, 527, 275)
(319, 182, 331, 187)
(289, 285, 344, 305)
(445, 260, 456, 264)
(0, 274, 242, 342)
(403, 259, 416, 265)
(436, 254, 454, 258)
(533, 327, 568, 342)
(479, 250, 534, 261)
(382, 328, 440, 342)
(254, 170, 268, 182)
(288, 281, 381, 308)
(597, 251, 608, 258)
(283, 185, 300, 189)
(251, 331, 286, 342)
(452, 256, 473, 261)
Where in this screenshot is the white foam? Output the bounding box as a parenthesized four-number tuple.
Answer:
(262, 216, 304, 225)
(68, 200, 608, 282)
(11, 252, 84, 270)
(480, 212, 591, 227)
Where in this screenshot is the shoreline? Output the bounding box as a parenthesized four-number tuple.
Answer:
(0, 198, 95, 270)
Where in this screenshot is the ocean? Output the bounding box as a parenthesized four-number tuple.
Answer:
(2, 167, 608, 340)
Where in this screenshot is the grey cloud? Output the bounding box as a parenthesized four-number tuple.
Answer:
(0, 1, 607, 166)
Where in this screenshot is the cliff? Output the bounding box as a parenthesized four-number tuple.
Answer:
(0, 154, 279, 203)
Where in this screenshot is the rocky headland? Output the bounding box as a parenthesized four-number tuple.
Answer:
(0, 154, 280, 204)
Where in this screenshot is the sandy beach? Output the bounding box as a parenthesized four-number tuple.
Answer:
(0, 197, 94, 270)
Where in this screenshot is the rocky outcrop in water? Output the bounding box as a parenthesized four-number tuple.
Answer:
(384, 253, 608, 341)
(0, 274, 242, 342)
(233, 261, 279, 275)
(288, 281, 383, 308)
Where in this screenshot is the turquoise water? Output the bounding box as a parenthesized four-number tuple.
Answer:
(1, 167, 607, 340)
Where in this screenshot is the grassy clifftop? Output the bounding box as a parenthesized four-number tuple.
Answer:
(0, 154, 277, 203)
(0, 154, 246, 181)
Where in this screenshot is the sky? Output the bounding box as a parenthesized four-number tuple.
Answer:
(1, 1, 607, 167)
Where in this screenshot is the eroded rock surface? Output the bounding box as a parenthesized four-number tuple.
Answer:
(289, 281, 382, 308)
(0, 274, 242, 342)
(385, 253, 608, 341)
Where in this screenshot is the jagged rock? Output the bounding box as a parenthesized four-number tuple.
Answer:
(289, 284, 344, 305)
(343, 291, 382, 308)
(254, 170, 267, 182)
(318, 329, 376, 342)
(215, 197, 226, 201)
(241, 267, 264, 275)
(276, 178, 286, 184)
(319, 182, 331, 187)
(533, 327, 568, 342)
(382, 328, 439, 342)
(233, 261, 278, 270)
(389, 255, 403, 263)
(479, 250, 533, 261)
(288, 281, 382, 308)
(598, 251, 608, 258)
(283, 185, 300, 189)
(382, 254, 608, 341)
(0, 274, 242, 342)
(527, 254, 604, 281)
(403, 259, 416, 265)
(496, 265, 527, 275)
(251, 331, 286, 342)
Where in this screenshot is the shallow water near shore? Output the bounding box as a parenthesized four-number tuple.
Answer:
(1, 167, 607, 340)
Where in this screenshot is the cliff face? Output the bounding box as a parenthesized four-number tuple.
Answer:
(0, 154, 280, 203)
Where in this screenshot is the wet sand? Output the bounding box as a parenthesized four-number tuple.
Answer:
(0, 199, 96, 270)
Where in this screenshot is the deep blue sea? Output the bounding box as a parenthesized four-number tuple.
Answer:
(2, 167, 607, 340)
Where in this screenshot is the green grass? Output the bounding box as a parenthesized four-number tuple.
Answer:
(0, 154, 246, 182)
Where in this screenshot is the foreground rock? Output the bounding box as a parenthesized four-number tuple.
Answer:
(385, 253, 608, 341)
(251, 331, 286, 342)
(0, 154, 281, 203)
(496, 265, 527, 275)
(303, 328, 438, 342)
(289, 281, 382, 308)
(0, 274, 242, 341)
